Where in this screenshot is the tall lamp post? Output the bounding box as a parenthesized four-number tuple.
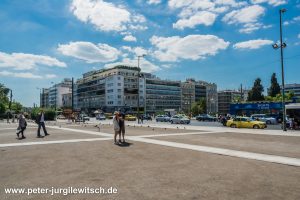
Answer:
(272, 8, 287, 131)
(137, 54, 146, 124)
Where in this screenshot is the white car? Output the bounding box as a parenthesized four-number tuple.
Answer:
(156, 115, 171, 122)
(170, 115, 190, 124)
(250, 114, 277, 124)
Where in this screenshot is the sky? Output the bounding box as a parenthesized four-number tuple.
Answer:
(0, 0, 300, 107)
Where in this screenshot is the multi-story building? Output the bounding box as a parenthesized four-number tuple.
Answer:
(284, 83, 300, 100)
(180, 79, 207, 114)
(41, 79, 72, 109)
(218, 90, 242, 115)
(40, 88, 49, 108)
(76, 65, 145, 113)
(62, 93, 72, 108)
(145, 78, 182, 114)
(73, 66, 218, 114)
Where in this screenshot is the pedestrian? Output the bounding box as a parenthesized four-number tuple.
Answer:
(140, 115, 144, 124)
(35, 110, 50, 138)
(16, 112, 27, 139)
(113, 111, 120, 145)
(119, 112, 126, 143)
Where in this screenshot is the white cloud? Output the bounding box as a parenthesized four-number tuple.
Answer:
(121, 46, 149, 56)
(284, 16, 300, 26)
(251, 0, 287, 7)
(222, 5, 265, 24)
(168, 0, 248, 30)
(173, 11, 217, 29)
(70, 0, 147, 32)
(222, 5, 265, 33)
(239, 23, 271, 34)
(123, 35, 137, 42)
(57, 41, 120, 63)
(104, 58, 160, 73)
(0, 52, 66, 71)
(0, 70, 57, 79)
(147, 0, 161, 5)
(233, 39, 273, 49)
(150, 34, 229, 62)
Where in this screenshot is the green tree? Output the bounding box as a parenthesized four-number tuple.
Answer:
(0, 83, 10, 115)
(268, 73, 281, 97)
(11, 102, 23, 114)
(191, 98, 206, 115)
(247, 78, 264, 101)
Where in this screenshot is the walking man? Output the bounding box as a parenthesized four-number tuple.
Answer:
(36, 110, 50, 138)
(119, 112, 126, 143)
(113, 111, 120, 145)
(16, 112, 27, 139)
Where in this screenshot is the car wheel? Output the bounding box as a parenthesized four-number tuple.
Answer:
(266, 120, 271, 125)
(253, 125, 259, 129)
(230, 124, 236, 128)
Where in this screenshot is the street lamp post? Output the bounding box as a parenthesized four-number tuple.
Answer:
(137, 54, 146, 124)
(272, 8, 287, 131)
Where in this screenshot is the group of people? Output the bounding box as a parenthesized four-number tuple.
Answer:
(16, 110, 49, 139)
(112, 111, 126, 145)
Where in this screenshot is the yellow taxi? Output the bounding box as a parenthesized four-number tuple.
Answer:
(226, 117, 267, 129)
(125, 115, 137, 121)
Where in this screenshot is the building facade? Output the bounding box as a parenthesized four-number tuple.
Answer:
(145, 78, 182, 114)
(76, 65, 144, 113)
(284, 83, 300, 100)
(41, 79, 72, 109)
(218, 90, 241, 115)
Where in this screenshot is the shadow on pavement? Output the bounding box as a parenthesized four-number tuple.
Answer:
(117, 142, 133, 147)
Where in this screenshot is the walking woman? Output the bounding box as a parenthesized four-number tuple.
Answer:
(16, 112, 27, 139)
(113, 111, 120, 145)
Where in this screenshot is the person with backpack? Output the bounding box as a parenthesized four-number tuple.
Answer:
(36, 110, 50, 138)
(16, 112, 27, 139)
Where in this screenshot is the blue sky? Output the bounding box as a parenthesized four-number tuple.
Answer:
(0, 0, 300, 107)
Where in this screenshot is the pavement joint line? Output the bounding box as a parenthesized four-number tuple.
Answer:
(1, 125, 300, 166)
(40, 126, 300, 167)
(0, 127, 36, 130)
(129, 137, 300, 167)
(137, 131, 225, 138)
(46, 125, 113, 137)
(0, 138, 112, 148)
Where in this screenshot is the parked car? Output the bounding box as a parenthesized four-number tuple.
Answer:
(156, 115, 171, 122)
(56, 115, 66, 119)
(226, 117, 267, 129)
(250, 114, 277, 124)
(142, 114, 152, 120)
(75, 115, 90, 122)
(125, 115, 136, 121)
(196, 114, 217, 121)
(96, 114, 106, 120)
(266, 113, 283, 123)
(170, 115, 190, 124)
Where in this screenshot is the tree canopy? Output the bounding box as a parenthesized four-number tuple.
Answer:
(268, 73, 281, 97)
(247, 78, 264, 101)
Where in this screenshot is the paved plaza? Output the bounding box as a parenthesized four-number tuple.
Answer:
(0, 120, 299, 200)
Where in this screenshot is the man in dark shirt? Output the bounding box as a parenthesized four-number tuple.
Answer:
(118, 112, 126, 143)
